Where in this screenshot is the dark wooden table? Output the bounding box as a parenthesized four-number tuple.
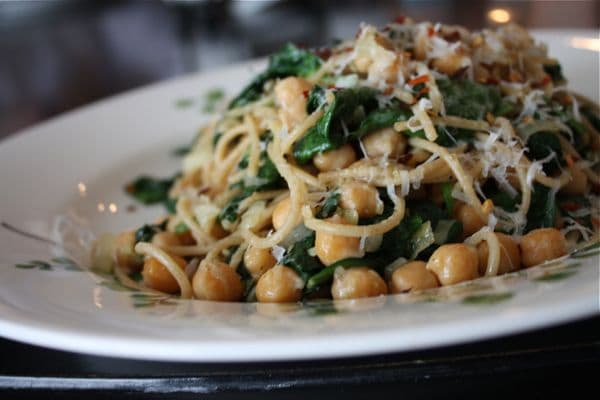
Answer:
(0, 315, 598, 399)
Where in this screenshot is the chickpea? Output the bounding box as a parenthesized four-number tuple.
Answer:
(562, 165, 589, 195)
(432, 53, 467, 76)
(274, 77, 312, 127)
(520, 228, 567, 268)
(192, 260, 243, 301)
(389, 261, 440, 293)
(142, 254, 187, 294)
(477, 233, 521, 275)
(313, 144, 357, 172)
(151, 231, 181, 248)
(362, 128, 407, 159)
(331, 267, 388, 300)
(454, 202, 486, 237)
(426, 244, 479, 286)
(256, 265, 303, 303)
(210, 222, 229, 239)
(339, 181, 382, 218)
(272, 198, 300, 231)
(176, 229, 196, 246)
(315, 215, 362, 266)
(114, 231, 143, 272)
(244, 245, 276, 279)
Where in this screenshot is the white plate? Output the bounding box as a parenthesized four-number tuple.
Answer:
(0, 30, 598, 362)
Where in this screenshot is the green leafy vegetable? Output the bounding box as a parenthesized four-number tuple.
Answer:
(305, 257, 366, 291)
(437, 78, 502, 120)
(174, 222, 189, 234)
(202, 88, 225, 113)
(525, 183, 557, 232)
(410, 221, 435, 259)
(293, 86, 378, 164)
(433, 219, 463, 245)
(212, 132, 223, 148)
(489, 191, 521, 213)
(441, 182, 454, 214)
(526, 132, 565, 174)
(135, 220, 168, 243)
(543, 63, 565, 83)
(229, 43, 322, 109)
(125, 174, 179, 212)
(350, 108, 411, 139)
(219, 137, 284, 225)
(316, 192, 340, 219)
(581, 106, 600, 132)
(175, 98, 194, 109)
(126, 175, 175, 204)
(306, 85, 327, 113)
(281, 233, 324, 283)
(219, 192, 249, 224)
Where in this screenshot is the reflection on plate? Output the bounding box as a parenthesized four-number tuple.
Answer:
(0, 30, 598, 361)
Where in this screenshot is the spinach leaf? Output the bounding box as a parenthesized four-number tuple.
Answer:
(489, 191, 521, 213)
(305, 257, 367, 291)
(581, 106, 600, 132)
(164, 197, 178, 214)
(375, 214, 424, 266)
(409, 201, 446, 229)
(229, 43, 322, 109)
(125, 175, 176, 205)
(350, 108, 411, 139)
(437, 78, 501, 120)
(212, 132, 223, 148)
(219, 192, 250, 224)
(526, 132, 565, 174)
(202, 88, 224, 113)
(174, 222, 189, 234)
(125, 174, 179, 213)
(306, 85, 327, 113)
(219, 141, 284, 225)
(543, 63, 565, 83)
(316, 192, 340, 219)
(134, 220, 167, 243)
(293, 86, 378, 164)
(441, 182, 455, 214)
(525, 183, 557, 232)
(433, 219, 463, 245)
(281, 233, 324, 283)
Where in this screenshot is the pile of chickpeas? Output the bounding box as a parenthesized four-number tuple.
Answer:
(106, 76, 576, 303)
(111, 172, 568, 303)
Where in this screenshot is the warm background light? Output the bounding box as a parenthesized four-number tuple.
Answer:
(488, 8, 511, 24)
(569, 37, 600, 52)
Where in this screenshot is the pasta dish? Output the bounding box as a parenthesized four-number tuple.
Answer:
(92, 18, 600, 303)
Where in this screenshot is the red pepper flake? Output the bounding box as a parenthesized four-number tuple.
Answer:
(427, 27, 435, 37)
(383, 86, 394, 95)
(561, 202, 582, 212)
(565, 154, 575, 168)
(443, 31, 461, 42)
(327, 84, 336, 89)
(486, 77, 499, 85)
(303, 90, 309, 98)
(394, 15, 406, 24)
(539, 75, 551, 86)
(408, 75, 429, 86)
(316, 47, 332, 60)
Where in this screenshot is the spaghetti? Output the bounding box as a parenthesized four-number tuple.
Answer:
(95, 19, 600, 303)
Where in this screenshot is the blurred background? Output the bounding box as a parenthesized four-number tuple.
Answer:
(0, 0, 598, 138)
